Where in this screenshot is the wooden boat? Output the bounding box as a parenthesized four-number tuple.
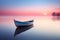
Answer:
(14, 20, 34, 27)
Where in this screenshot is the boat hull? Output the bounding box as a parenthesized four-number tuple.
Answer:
(14, 20, 33, 27)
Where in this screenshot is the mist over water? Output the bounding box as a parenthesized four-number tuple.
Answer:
(0, 16, 60, 40)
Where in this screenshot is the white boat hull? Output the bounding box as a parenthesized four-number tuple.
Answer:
(14, 20, 33, 27)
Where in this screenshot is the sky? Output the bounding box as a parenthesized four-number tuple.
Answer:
(0, 0, 60, 16)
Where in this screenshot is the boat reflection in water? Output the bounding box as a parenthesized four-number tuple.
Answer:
(52, 16, 60, 21)
(14, 24, 33, 37)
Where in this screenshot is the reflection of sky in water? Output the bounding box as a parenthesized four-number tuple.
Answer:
(0, 16, 60, 40)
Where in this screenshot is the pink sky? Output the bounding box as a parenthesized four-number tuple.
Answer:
(0, 0, 60, 16)
(0, 8, 60, 16)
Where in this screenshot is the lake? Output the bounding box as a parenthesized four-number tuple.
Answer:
(0, 16, 60, 40)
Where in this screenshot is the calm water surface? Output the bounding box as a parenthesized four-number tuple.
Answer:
(0, 16, 60, 40)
